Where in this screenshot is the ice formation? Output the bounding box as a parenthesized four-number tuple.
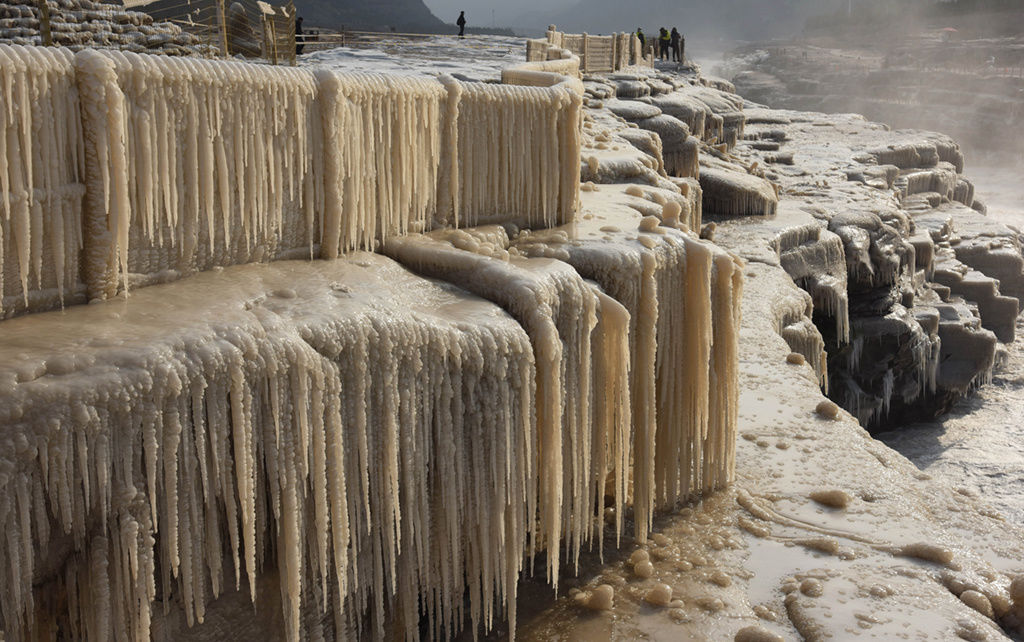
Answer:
(698, 165, 778, 217)
(0, 256, 536, 641)
(575, 51, 1018, 428)
(0, 45, 85, 316)
(654, 91, 1020, 429)
(386, 231, 613, 586)
(9, 23, 1021, 640)
(513, 185, 744, 540)
(773, 216, 850, 348)
(0, 45, 583, 316)
(0, 43, 749, 641)
(501, 39, 1024, 642)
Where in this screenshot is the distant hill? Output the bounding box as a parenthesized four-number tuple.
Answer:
(295, 0, 447, 32)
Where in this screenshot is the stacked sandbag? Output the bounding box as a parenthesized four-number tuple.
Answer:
(0, 0, 213, 55)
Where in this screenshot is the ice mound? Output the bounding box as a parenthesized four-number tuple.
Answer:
(699, 166, 779, 217)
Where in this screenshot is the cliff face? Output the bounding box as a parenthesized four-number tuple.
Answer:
(494, 62, 1024, 641)
(724, 35, 1024, 429)
(294, 0, 446, 32)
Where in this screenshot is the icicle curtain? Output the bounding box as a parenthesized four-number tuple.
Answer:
(0, 45, 583, 316)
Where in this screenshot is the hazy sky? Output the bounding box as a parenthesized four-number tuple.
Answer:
(422, 0, 839, 43)
(422, 0, 573, 30)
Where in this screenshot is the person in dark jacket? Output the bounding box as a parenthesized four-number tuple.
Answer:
(670, 27, 680, 62)
(295, 16, 304, 55)
(457, 11, 466, 38)
(658, 27, 670, 61)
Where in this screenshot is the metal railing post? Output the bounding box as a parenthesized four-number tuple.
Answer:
(582, 33, 589, 73)
(287, 1, 296, 65)
(215, 0, 229, 57)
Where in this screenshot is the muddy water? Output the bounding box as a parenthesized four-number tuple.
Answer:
(879, 158, 1024, 524)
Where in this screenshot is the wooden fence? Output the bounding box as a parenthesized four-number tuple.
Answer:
(528, 26, 650, 73)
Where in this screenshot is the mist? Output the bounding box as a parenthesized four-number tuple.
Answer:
(718, 0, 1024, 228)
(421, 0, 567, 31)
(423, 0, 839, 50)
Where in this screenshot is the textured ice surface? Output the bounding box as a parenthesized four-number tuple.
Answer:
(302, 35, 526, 82)
(504, 43, 1024, 642)
(0, 41, 749, 641)
(0, 255, 537, 640)
(0, 45, 581, 316)
(2, 34, 1024, 642)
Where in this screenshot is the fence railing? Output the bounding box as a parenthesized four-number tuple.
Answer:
(295, 29, 512, 56)
(0, 44, 582, 316)
(258, 0, 296, 64)
(529, 26, 650, 72)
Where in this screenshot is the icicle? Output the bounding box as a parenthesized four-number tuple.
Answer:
(590, 291, 632, 552)
(384, 233, 608, 590)
(0, 46, 759, 642)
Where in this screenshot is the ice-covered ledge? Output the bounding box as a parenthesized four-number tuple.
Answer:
(497, 63, 1024, 639)
(0, 45, 583, 318)
(0, 40, 749, 642)
(501, 49, 586, 94)
(508, 227, 1024, 640)
(0, 255, 540, 640)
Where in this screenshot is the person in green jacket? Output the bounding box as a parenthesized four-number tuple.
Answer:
(658, 27, 670, 61)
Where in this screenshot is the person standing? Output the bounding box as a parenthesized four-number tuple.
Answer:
(670, 27, 680, 62)
(636, 27, 645, 51)
(295, 16, 304, 55)
(658, 27, 670, 61)
(457, 11, 466, 38)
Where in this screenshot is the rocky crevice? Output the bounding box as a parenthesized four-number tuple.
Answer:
(582, 62, 1024, 432)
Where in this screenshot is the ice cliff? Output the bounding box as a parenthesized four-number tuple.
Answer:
(1, 30, 1024, 641)
(0, 44, 745, 640)
(502, 58, 1024, 640)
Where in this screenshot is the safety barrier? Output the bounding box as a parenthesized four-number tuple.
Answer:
(528, 25, 649, 72)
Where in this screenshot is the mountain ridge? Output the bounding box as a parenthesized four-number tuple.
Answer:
(295, 0, 448, 32)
